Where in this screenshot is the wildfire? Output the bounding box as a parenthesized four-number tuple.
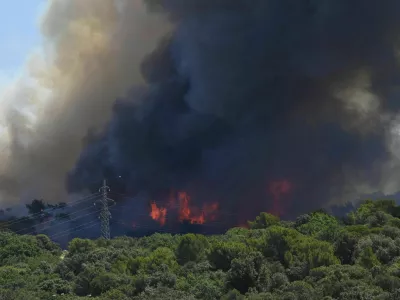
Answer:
(178, 191, 218, 224)
(150, 202, 167, 226)
(178, 192, 191, 221)
(269, 180, 292, 216)
(148, 191, 219, 226)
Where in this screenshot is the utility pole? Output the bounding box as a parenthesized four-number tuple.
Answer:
(95, 179, 115, 239)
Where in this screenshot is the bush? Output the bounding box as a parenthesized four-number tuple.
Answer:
(2, 200, 400, 299)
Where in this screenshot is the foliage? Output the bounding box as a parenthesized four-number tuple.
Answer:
(176, 233, 210, 264)
(249, 213, 280, 229)
(0, 199, 400, 299)
(26, 199, 46, 215)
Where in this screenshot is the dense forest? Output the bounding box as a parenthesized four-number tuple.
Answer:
(1, 200, 400, 299)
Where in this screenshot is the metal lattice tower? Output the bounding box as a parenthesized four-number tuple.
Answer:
(95, 179, 115, 239)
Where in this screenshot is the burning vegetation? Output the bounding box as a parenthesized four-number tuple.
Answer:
(150, 191, 219, 226)
(146, 179, 293, 229)
(149, 202, 167, 226)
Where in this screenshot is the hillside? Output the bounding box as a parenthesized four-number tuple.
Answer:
(1, 200, 400, 299)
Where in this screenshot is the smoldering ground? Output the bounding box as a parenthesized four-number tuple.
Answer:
(68, 0, 400, 225)
(2, 0, 400, 230)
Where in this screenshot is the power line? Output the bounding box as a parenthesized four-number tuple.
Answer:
(47, 214, 237, 242)
(0, 192, 100, 229)
(18, 208, 102, 236)
(3, 182, 244, 241)
(0, 192, 101, 228)
(11, 200, 234, 239)
(6, 192, 99, 221)
(96, 179, 114, 239)
(48, 220, 100, 240)
(3, 187, 114, 237)
(6, 196, 103, 235)
(47, 183, 127, 241)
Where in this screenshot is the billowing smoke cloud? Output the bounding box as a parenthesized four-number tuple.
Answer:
(0, 0, 169, 206)
(3, 0, 400, 227)
(69, 0, 400, 224)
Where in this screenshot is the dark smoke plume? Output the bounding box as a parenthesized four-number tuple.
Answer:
(68, 0, 400, 225)
(1, 0, 400, 229)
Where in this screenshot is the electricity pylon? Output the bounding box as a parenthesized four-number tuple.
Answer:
(94, 179, 115, 239)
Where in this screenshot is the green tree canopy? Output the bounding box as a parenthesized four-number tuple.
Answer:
(1, 200, 400, 299)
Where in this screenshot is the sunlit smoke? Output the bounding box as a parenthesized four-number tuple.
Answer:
(0, 0, 170, 206)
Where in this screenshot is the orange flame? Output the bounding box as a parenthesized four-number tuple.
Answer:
(178, 191, 218, 224)
(150, 202, 167, 226)
(148, 191, 219, 225)
(178, 191, 191, 221)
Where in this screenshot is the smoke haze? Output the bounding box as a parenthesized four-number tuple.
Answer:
(0, 0, 169, 206)
(2, 0, 400, 226)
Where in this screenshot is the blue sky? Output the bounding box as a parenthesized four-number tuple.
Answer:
(0, 1, 46, 84)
